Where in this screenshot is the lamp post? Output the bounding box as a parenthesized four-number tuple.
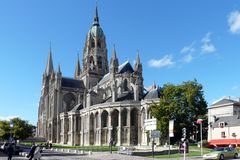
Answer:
(9, 120, 14, 143)
(197, 119, 203, 157)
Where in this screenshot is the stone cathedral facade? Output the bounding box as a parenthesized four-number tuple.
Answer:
(37, 7, 160, 146)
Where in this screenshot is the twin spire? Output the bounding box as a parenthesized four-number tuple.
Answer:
(45, 46, 54, 76)
(74, 53, 81, 79)
(45, 45, 80, 78)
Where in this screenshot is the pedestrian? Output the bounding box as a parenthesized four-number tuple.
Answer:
(7, 144, 14, 160)
(109, 138, 113, 154)
(27, 143, 36, 160)
(33, 145, 42, 160)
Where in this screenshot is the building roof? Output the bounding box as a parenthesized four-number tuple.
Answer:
(212, 115, 240, 128)
(61, 77, 85, 89)
(144, 87, 161, 100)
(211, 98, 239, 106)
(98, 61, 134, 85)
(70, 103, 83, 112)
(118, 61, 134, 74)
(103, 92, 134, 103)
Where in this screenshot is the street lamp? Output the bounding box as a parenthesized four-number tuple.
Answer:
(197, 119, 203, 157)
(9, 120, 14, 143)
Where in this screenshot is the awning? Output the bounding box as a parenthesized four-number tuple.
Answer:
(209, 139, 240, 145)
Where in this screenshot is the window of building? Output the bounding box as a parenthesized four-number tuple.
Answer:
(89, 56, 95, 70)
(219, 122, 225, 128)
(123, 79, 128, 91)
(97, 57, 102, 69)
(91, 41, 95, 48)
(221, 132, 226, 138)
(97, 41, 101, 48)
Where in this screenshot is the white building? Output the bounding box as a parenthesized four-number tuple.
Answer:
(208, 97, 240, 146)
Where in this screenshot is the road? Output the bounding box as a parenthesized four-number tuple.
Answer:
(0, 150, 240, 160)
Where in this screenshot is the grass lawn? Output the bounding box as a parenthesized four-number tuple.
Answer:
(19, 141, 118, 152)
(52, 144, 118, 152)
(146, 147, 211, 159)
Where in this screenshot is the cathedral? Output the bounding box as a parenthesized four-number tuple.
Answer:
(37, 6, 160, 146)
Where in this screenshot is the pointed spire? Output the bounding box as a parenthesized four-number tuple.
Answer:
(74, 52, 81, 79)
(153, 81, 156, 89)
(110, 45, 119, 74)
(112, 44, 117, 60)
(134, 50, 142, 73)
(136, 50, 141, 65)
(93, 3, 99, 26)
(111, 45, 118, 64)
(57, 63, 61, 74)
(45, 43, 54, 76)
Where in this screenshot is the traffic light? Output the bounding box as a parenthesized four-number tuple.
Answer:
(182, 127, 186, 138)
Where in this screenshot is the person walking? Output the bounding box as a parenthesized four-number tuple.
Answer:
(6, 144, 14, 160)
(27, 143, 36, 160)
(33, 145, 42, 160)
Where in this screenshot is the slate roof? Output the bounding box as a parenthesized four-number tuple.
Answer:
(103, 92, 134, 103)
(98, 61, 134, 85)
(118, 61, 134, 74)
(212, 115, 240, 128)
(211, 98, 239, 107)
(62, 77, 85, 89)
(70, 103, 83, 112)
(144, 88, 161, 100)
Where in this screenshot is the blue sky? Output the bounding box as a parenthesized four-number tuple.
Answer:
(1, 0, 240, 125)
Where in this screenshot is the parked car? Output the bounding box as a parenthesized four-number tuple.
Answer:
(203, 147, 238, 160)
(0, 142, 22, 155)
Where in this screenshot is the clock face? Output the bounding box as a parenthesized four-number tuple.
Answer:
(63, 93, 76, 111)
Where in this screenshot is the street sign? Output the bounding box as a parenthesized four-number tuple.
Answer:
(144, 118, 157, 131)
(169, 120, 174, 137)
(151, 130, 160, 138)
(182, 128, 186, 138)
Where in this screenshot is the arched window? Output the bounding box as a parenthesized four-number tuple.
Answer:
(63, 93, 76, 112)
(124, 79, 128, 91)
(91, 41, 95, 48)
(97, 56, 102, 69)
(101, 110, 108, 128)
(121, 109, 127, 127)
(89, 56, 94, 70)
(97, 41, 101, 48)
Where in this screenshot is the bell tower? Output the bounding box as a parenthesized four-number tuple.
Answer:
(80, 6, 108, 89)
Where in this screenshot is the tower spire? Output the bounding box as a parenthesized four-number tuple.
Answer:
(74, 52, 81, 79)
(134, 50, 142, 73)
(110, 45, 119, 74)
(57, 63, 61, 74)
(45, 43, 54, 76)
(93, 3, 99, 26)
(136, 50, 141, 65)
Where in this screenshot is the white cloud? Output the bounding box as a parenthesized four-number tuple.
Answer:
(232, 86, 240, 90)
(148, 55, 175, 68)
(181, 42, 195, 54)
(228, 11, 240, 34)
(182, 54, 193, 63)
(201, 32, 216, 53)
(0, 115, 18, 121)
(201, 43, 216, 53)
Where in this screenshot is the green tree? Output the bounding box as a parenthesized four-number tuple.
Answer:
(0, 117, 35, 141)
(150, 80, 208, 143)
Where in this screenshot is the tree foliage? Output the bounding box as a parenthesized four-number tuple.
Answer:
(150, 80, 208, 143)
(0, 117, 35, 140)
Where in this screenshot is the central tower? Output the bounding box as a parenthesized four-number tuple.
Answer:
(80, 6, 108, 89)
